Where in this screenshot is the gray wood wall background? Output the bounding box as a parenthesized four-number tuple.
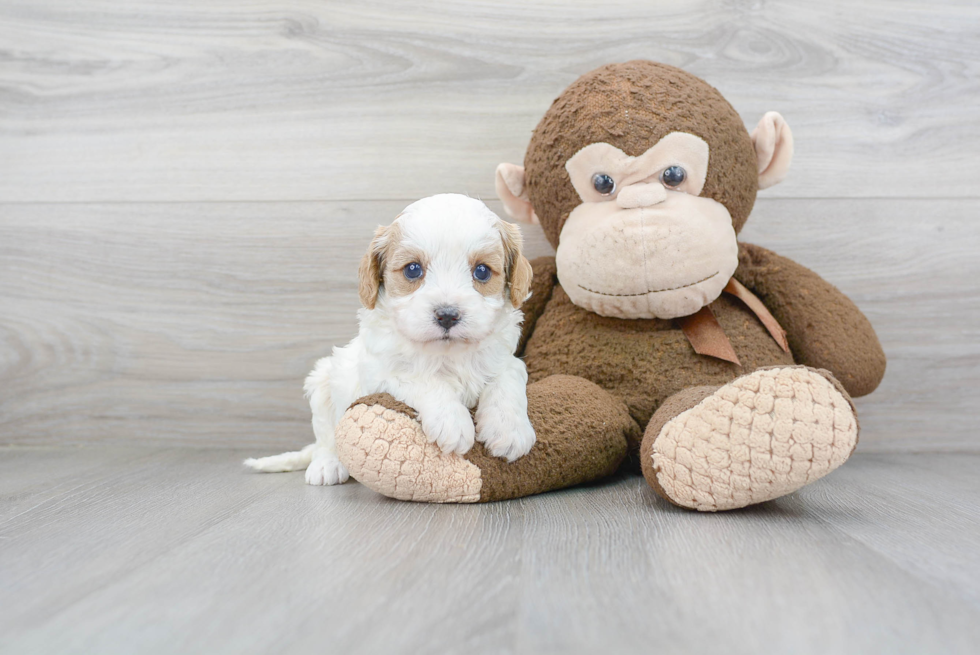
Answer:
(1, 0, 978, 453)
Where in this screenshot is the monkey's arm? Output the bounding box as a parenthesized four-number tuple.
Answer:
(516, 256, 558, 357)
(734, 243, 886, 397)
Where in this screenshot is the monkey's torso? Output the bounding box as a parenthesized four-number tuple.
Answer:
(523, 283, 795, 432)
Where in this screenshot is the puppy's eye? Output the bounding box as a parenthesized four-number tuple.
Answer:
(661, 166, 686, 187)
(403, 262, 423, 280)
(592, 173, 616, 195)
(473, 264, 492, 283)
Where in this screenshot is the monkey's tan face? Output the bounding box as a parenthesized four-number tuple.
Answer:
(556, 133, 739, 320)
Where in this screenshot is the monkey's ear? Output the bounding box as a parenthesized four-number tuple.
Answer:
(358, 225, 390, 309)
(751, 112, 794, 190)
(497, 219, 533, 307)
(495, 163, 540, 225)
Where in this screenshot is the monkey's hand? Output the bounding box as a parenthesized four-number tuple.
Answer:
(734, 242, 886, 397)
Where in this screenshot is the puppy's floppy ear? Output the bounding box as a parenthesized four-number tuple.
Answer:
(497, 219, 533, 307)
(358, 224, 391, 309)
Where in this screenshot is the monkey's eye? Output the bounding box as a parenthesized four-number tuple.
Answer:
(592, 173, 616, 195)
(473, 264, 492, 283)
(403, 262, 424, 280)
(661, 166, 687, 187)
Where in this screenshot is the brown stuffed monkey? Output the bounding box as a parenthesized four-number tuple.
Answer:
(332, 61, 886, 511)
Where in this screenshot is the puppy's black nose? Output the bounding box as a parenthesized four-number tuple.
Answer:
(434, 306, 461, 330)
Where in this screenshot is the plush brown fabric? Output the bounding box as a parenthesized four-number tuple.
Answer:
(639, 385, 720, 505)
(524, 60, 759, 248)
(724, 278, 789, 352)
(735, 243, 887, 397)
(523, 283, 795, 440)
(469, 375, 636, 501)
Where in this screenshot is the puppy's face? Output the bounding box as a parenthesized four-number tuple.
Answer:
(358, 194, 532, 347)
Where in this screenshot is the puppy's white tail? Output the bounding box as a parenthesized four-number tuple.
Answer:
(243, 443, 316, 473)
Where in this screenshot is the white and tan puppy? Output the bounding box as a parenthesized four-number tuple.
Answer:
(245, 194, 536, 485)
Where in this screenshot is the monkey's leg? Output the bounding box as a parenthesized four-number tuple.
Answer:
(640, 366, 859, 512)
(334, 375, 638, 503)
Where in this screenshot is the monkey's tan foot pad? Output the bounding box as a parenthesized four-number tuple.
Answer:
(640, 366, 858, 512)
(335, 395, 482, 503)
(335, 377, 633, 503)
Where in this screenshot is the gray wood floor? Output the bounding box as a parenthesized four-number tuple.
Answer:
(1, 447, 979, 655)
(3, 0, 980, 652)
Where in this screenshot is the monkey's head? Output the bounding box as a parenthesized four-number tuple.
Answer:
(496, 61, 793, 320)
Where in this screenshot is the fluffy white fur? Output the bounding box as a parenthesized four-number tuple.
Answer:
(244, 194, 536, 485)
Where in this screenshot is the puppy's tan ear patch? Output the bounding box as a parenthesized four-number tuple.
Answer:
(509, 254, 533, 308)
(358, 225, 390, 309)
(497, 220, 533, 307)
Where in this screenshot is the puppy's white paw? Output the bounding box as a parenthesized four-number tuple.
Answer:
(420, 403, 476, 456)
(305, 453, 350, 486)
(476, 409, 536, 462)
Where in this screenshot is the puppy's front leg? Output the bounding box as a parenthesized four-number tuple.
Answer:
(393, 382, 475, 456)
(475, 357, 536, 462)
(304, 356, 350, 486)
(306, 407, 350, 486)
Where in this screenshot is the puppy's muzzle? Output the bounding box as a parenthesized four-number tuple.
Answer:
(434, 306, 462, 331)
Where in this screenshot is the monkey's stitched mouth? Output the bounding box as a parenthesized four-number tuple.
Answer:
(578, 271, 719, 297)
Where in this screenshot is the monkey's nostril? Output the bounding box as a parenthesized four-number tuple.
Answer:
(434, 306, 462, 330)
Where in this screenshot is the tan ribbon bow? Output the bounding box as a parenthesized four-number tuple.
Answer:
(678, 279, 790, 366)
